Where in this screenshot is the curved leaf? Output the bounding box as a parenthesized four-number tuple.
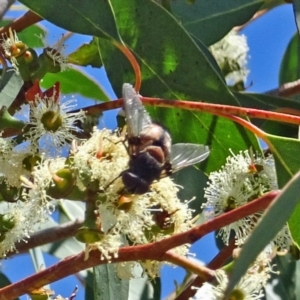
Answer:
(152, 109, 260, 173)
(279, 33, 300, 85)
(0, 71, 23, 109)
(266, 134, 300, 187)
(94, 264, 129, 300)
(41, 67, 110, 101)
(172, 167, 208, 215)
(109, 0, 236, 104)
(18, 0, 122, 42)
(170, 0, 263, 46)
(0, 272, 12, 288)
(68, 37, 102, 68)
(98, 0, 260, 172)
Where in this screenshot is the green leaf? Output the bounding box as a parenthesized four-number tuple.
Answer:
(0, 272, 18, 300)
(265, 255, 296, 300)
(98, 0, 260, 172)
(94, 264, 129, 300)
(85, 271, 95, 300)
(226, 171, 300, 297)
(279, 33, 300, 85)
(40, 68, 110, 101)
(140, 277, 161, 300)
(0, 272, 12, 288)
(108, 0, 236, 104)
(172, 167, 208, 216)
(68, 37, 102, 68)
(235, 92, 300, 137)
(0, 20, 46, 48)
(0, 71, 24, 109)
(292, 1, 300, 37)
(235, 92, 300, 111)
(170, 0, 263, 46)
(266, 134, 300, 187)
(18, 0, 122, 42)
(0, 107, 24, 131)
(288, 200, 300, 248)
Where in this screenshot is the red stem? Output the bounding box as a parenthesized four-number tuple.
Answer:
(83, 97, 300, 126)
(175, 239, 236, 300)
(113, 41, 142, 91)
(0, 10, 42, 35)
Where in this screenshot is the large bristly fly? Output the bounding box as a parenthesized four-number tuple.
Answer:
(121, 83, 210, 194)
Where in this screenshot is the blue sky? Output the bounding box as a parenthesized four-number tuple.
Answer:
(2, 3, 297, 300)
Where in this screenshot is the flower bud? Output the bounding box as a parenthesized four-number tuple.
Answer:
(75, 226, 104, 243)
(116, 195, 133, 211)
(47, 168, 76, 198)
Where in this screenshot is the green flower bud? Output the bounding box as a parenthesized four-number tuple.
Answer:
(75, 226, 104, 243)
(47, 168, 76, 198)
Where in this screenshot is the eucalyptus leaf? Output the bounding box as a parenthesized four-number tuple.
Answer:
(0, 71, 23, 109)
(170, 0, 264, 46)
(41, 67, 110, 101)
(18, 0, 122, 42)
(266, 134, 300, 187)
(94, 264, 129, 300)
(279, 33, 300, 85)
(68, 37, 102, 68)
(172, 166, 208, 216)
(265, 255, 296, 300)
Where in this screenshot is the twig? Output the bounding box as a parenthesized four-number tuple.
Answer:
(6, 219, 83, 257)
(0, 10, 42, 35)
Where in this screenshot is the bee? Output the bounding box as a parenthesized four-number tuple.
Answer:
(121, 83, 210, 194)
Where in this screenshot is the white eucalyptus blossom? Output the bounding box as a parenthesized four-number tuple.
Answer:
(210, 30, 250, 86)
(74, 128, 194, 276)
(191, 269, 266, 300)
(25, 94, 85, 154)
(45, 37, 68, 72)
(202, 150, 292, 249)
(0, 28, 23, 74)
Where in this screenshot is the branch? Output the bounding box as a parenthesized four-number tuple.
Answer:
(163, 251, 215, 280)
(0, 191, 278, 299)
(266, 79, 300, 98)
(0, 10, 42, 35)
(174, 239, 236, 300)
(6, 219, 83, 257)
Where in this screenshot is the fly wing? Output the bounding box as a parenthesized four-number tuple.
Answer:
(122, 83, 152, 138)
(170, 143, 210, 173)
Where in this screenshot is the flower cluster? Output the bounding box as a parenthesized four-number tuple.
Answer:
(0, 29, 68, 77)
(192, 247, 276, 300)
(202, 150, 292, 249)
(210, 30, 250, 86)
(0, 128, 193, 276)
(72, 129, 193, 276)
